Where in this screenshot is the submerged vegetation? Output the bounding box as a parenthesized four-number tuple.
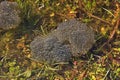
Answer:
(0, 0, 120, 80)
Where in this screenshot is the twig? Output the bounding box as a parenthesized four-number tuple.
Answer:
(87, 12, 113, 26)
(0, 75, 8, 78)
(108, 2, 120, 42)
(103, 69, 111, 80)
(79, 1, 113, 26)
(56, 13, 70, 19)
(99, 19, 119, 49)
(108, 19, 119, 42)
(100, 2, 120, 48)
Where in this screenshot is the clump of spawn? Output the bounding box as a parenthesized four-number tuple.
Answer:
(30, 19, 94, 64)
(0, 1, 21, 30)
(30, 35, 72, 64)
(55, 19, 95, 56)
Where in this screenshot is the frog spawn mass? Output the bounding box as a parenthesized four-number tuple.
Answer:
(0, 1, 21, 30)
(30, 19, 95, 64)
(30, 35, 72, 64)
(55, 19, 95, 56)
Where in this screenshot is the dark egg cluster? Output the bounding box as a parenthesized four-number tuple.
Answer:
(30, 19, 95, 65)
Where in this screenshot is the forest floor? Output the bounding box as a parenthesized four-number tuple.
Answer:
(0, 0, 120, 80)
